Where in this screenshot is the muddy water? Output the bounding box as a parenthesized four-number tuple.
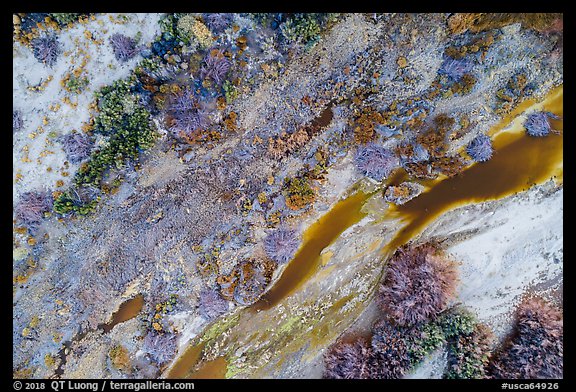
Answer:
(166, 342, 206, 379)
(386, 86, 563, 251)
(166, 86, 562, 379)
(253, 190, 371, 311)
(101, 294, 144, 333)
(188, 357, 228, 379)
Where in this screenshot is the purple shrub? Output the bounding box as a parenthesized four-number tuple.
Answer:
(439, 57, 474, 80)
(377, 243, 459, 327)
(15, 190, 53, 228)
(60, 131, 94, 163)
(31, 34, 60, 67)
(200, 49, 231, 86)
(264, 228, 300, 264)
(109, 33, 138, 62)
(143, 331, 178, 365)
(203, 13, 232, 33)
(355, 143, 399, 181)
(466, 134, 493, 162)
(13, 110, 23, 133)
(324, 338, 374, 379)
(524, 111, 560, 137)
(198, 288, 229, 320)
(165, 87, 209, 137)
(488, 298, 563, 379)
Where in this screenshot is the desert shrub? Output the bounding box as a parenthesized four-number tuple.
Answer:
(282, 175, 316, 210)
(377, 243, 459, 327)
(60, 131, 94, 163)
(355, 143, 399, 181)
(233, 260, 271, 306)
(203, 13, 232, 33)
(324, 338, 374, 379)
(142, 331, 178, 365)
(198, 288, 229, 320)
(488, 297, 563, 379)
(31, 34, 60, 67)
(438, 307, 477, 338)
(200, 49, 231, 86)
(466, 134, 493, 162)
(164, 87, 209, 138)
(13, 110, 23, 133)
(109, 345, 131, 372)
(369, 319, 413, 378)
(370, 318, 445, 378)
(110, 33, 139, 62)
(263, 228, 300, 264)
(439, 57, 475, 81)
(524, 111, 560, 137)
(15, 191, 53, 228)
(75, 106, 155, 187)
(445, 323, 493, 379)
(64, 74, 90, 94)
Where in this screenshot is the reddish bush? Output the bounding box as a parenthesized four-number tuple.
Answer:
(323, 338, 374, 379)
(377, 243, 459, 326)
(488, 297, 563, 379)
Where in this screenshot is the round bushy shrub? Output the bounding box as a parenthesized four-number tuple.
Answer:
(15, 191, 53, 228)
(143, 331, 178, 365)
(110, 33, 138, 62)
(355, 143, 399, 181)
(488, 297, 563, 379)
(200, 49, 231, 86)
(165, 87, 209, 137)
(31, 34, 60, 66)
(203, 13, 232, 33)
(324, 338, 373, 379)
(198, 288, 229, 320)
(60, 131, 94, 163)
(263, 228, 300, 264)
(466, 134, 493, 162)
(524, 111, 560, 137)
(377, 243, 459, 327)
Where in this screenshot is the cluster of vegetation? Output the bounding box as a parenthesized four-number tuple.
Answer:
(495, 73, 534, 114)
(447, 13, 562, 35)
(49, 13, 84, 27)
(59, 131, 94, 163)
(324, 242, 500, 379)
(53, 77, 157, 216)
(62, 73, 90, 94)
(488, 297, 563, 379)
(216, 258, 276, 306)
(248, 13, 340, 49)
(142, 330, 178, 365)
